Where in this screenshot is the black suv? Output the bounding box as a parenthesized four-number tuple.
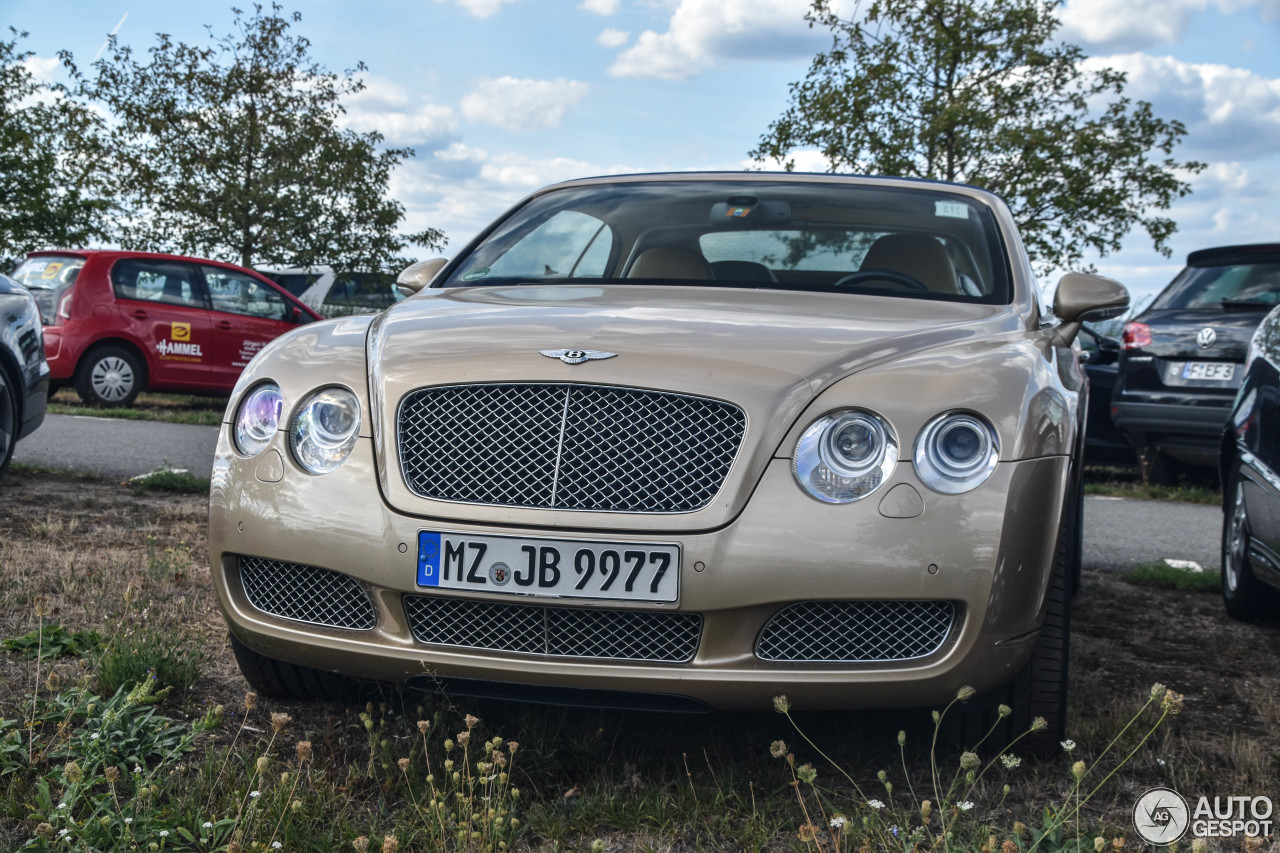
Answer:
(1112, 244, 1280, 481)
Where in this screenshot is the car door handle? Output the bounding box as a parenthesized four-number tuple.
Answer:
(216, 320, 233, 329)
(131, 309, 148, 319)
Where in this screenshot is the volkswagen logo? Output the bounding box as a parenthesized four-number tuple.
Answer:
(540, 349, 618, 364)
(1197, 327, 1217, 349)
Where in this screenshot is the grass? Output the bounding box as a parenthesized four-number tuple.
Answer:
(1123, 561, 1221, 593)
(46, 389, 227, 426)
(129, 467, 211, 495)
(0, 469, 1276, 851)
(1083, 465, 1220, 505)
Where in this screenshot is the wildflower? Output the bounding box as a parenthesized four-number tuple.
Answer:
(1111, 837, 1126, 851)
(797, 763, 817, 784)
(352, 838, 370, 853)
(228, 842, 243, 853)
(271, 712, 291, 733)
(464, 714, 479, 730)
(36, 823, 54, 840)
(1061, 739, 1076, 752)
(256, 756, 270, 773)
(59, 829, 70, 837)
(160, 830, 169, 838)
(125, 818, 134, 825)
(57, 802, 67, 810)
(104, 766, 119, 783)
(1031, 717, 1048, 732)
(798, 824, 818, 842)
(1157, 758, 1167, 767)
(1072, 760, 1087, 780)
(773, 694, 791, 714)
(297, 741, 312, 762)
(1002, 841, 1019, 853)
(960, 751, 980, 771)
(1149, 683, 1166, 701)
(90, 733, 100, 740)
(273, 843, 282, 850)
(897, 730, 906, 746)
(417, 720, 430, 734)
(997, 704, 1012, 718)
(867, 799, 885, 810)
(958, 802, 974, 811)
(1162, 689, 1185, 715)
(591, 841, 607, 853)
(381, 835, 399, 853)
(921, 801, 932, 819)
(292, 800, 302, 812)
(457, 731, 471, 746)
(245, 691, 259, 711)
(769, 740, 787, 758)
(956, 685, 976, 701)
(1012, 822, 1026, 837)
(250, 790, 261, 798)
(280, 772, 290, 784)
(202, 823, 213, 830)
(1000, 754, 1022, 769)
(133, 764, 142, 774)
(1190, 840, 1208, 853)
(398, 758, 410, 772)
(830, 815, 847, 829)
(1094, 838, 1107, 852)
(507, 740, 518, 753)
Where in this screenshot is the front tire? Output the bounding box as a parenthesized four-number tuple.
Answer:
(75, 345, 144, 407)
(228, 633, 363, 702)
(0, 365, 17, 478)
(1221, 465, 1279, 621)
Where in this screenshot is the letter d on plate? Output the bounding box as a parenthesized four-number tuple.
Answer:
(417, 532, 442, 586)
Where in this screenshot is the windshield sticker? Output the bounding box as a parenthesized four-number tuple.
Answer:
(935, 200, 970, 219)
(461, 267, 491, 281)
(42, 262, 62, 279)
(726, 206, 753, 219)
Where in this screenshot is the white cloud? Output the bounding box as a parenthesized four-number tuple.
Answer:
(435, 0, 517, 18)
(460, 77, 591, 132)
(608, 0, 829, 80)
(597, 28, 631, 47)
(1085, 54, 1280, 161)
(341, 77, 459, 148)
(1059, 0, 1276, 50)
(581, 0, 622, 13)
(22, 56, 60, 85)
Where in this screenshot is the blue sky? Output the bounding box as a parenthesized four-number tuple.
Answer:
(6, 0, 1279, 304)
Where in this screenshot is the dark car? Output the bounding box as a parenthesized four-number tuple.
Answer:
(11, 250, 322, 406)
(1078, 324, 1135, 466)
(1219, 303, 1280, 620)
(1112, 244, 1280, 481)
(0, 273, 49, 477)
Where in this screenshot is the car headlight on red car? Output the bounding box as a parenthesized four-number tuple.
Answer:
(913, 411, 999, 494)
(794, 409, 898, 503)
(289, 387, 361, 474)
(233, 383, 283, 457)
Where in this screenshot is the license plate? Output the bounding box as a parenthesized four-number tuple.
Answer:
(416, 531, 680, 603)
(1182, 362, 1234, 381)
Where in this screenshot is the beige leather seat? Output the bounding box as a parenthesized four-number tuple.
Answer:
(860, 234, 959, 295)
(628, 247, 712, 280)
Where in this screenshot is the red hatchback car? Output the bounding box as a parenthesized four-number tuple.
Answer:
(12, 250, 322, 406)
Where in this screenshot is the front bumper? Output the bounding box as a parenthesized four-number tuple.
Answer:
(209, 428, 1068, 711)
(1111, 398, 1230, 454)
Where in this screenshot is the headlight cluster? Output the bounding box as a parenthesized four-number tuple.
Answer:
(794, 409, 999, 503)
(232, 383, 362, 475)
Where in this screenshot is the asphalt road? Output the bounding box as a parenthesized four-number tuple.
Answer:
(12, 414, 1223, 572)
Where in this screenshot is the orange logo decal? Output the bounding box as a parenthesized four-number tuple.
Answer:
(171, 322, 191, 342)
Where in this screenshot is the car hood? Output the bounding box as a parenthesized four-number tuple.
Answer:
(368, 284, 1024, 530)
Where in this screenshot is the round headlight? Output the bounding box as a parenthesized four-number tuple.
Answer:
(289, 387, 362, 475)
(233, 383, 283, 457)
(794, 409, 897, 503)
(914, 412, 999, 494)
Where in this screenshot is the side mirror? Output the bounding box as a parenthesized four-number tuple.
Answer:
(1051, 273, 1129, 347)
(396, 258, 449, 296)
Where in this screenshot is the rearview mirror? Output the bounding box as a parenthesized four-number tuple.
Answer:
(1052, 273, 1129, 346)
(396, 258, 449, 296)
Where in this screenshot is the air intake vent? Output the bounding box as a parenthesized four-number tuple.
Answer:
(756, 600, 955, 662)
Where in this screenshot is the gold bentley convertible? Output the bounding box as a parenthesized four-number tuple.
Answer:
(209, 173, 1127, 742)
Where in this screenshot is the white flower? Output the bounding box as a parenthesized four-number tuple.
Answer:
(830, 816, 847, 829)
(958, 801, 975, 811)
(250, 790, 261, 798)
(1061, 739, 1076, 752)
(90, 733, 100, 740)
(1000, 754, 1022, 769)
(867, 799, 886, 810)
(59, 829, 70, 837)
(133, 764, 142, 773)
(159, 830, 169, 837)
(272, 843, 282, 850)
(124, 818, 133, 825)
(57, 803, 67, 809)
(1157, 758, 1167, 767)
(202, 822, 213, 829)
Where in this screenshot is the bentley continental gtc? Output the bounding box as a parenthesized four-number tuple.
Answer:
(209, 173, 1129, 742)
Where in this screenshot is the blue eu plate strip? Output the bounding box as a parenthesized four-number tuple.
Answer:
(417, 531, 441, 587)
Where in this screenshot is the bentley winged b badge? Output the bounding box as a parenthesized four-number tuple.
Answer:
(540, 349, 618, 365)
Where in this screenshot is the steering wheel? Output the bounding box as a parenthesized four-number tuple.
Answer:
(832, 269, 929, 292)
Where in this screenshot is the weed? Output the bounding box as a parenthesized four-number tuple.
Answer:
(130, 467, 211, 495)
(3, 625, 102, 661)
(94, 628, 208, 698)
(1123, 562, 1220, 593)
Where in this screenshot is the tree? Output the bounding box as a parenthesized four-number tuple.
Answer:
(751, 0, 1203, 275)
(85, 4, 442, 271)
(0, 29, 111, 266)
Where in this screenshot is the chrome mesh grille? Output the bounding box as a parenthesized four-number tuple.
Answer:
(239, 557, 377, 631)
(756, 600, 955, 662)
(402, 595, 702, 662)
(397, 383, 745, 513)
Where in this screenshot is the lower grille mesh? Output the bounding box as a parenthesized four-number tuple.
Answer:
(239, 556, 377, 631)
(756, 600, 955, 662)
(403, 595, 702, 662)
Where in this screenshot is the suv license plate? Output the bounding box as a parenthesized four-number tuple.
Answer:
(1182, 362, 1234, 381)
(416, 531, 680, 603)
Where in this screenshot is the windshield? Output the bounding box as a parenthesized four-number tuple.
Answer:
(12, 255, 86, 324)
(440, 180, 1011, 304)
(1151, 260, 1280, 310)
